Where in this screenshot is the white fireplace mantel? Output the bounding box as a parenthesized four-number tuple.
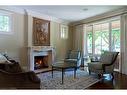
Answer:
(28, 46, 55, 71)
(29, 46, 54, 51)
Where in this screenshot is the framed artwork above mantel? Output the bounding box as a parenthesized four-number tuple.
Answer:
(33, 17, 50, 46)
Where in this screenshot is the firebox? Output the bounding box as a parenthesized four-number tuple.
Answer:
(34, 56, 48, 70)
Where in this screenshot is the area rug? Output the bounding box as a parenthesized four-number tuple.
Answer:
(37, 70, 100, 89)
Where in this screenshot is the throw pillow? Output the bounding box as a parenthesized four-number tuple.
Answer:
(0, 53, 12, 64)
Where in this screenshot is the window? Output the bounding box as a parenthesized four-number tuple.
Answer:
(94, 23, 109, 54)
(85, 18, 120, 55)
(0, 10, 12, 34)
(94, 24, 102, 54)
(60, 25, 68, 39)
(111, 20, 120, 52)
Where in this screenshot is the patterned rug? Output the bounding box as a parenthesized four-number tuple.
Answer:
(37, 70, 100, 89)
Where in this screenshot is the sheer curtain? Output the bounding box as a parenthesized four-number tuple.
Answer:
(121, 14, 127, 74)
(73, 25, 83, 51)
(83, 24, 87, 57)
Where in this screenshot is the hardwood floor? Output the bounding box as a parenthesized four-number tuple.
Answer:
(87, 72, 127, 89)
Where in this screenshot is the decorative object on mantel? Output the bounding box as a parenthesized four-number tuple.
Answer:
(33, 17, 50, 46)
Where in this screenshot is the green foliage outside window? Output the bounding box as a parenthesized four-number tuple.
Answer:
(87, 31, 92, 54)
(87, 28, 120, 54)
(111, 29, 120, 51)
(0, 15, 9, 32)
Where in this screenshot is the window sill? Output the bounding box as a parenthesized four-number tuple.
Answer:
(0, 31, 13, 35)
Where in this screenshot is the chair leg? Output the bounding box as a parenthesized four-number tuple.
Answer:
(98, 74, 103, 79)
(111, 73, 114, 79)
(89, 70, 91, 75)
(98, 74, 101, 79)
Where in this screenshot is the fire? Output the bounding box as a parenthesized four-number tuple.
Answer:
(39, 60, 42, 64)
(36, 60, 42, 65)
(34, 56, 48, 70)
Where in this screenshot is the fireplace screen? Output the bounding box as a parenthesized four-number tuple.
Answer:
(34, 56, 48, 70)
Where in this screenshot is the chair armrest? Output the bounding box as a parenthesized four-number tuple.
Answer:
(60, 59, 65, 61)
(102, 63, 114, 72)
(90, 58, 100, 62)
(102, 52, 119, 71)
(25, 71, 40, 82)
(102, 63, 113, 66)
(91, 60, 99, 62)
(0, 70, 40, 83)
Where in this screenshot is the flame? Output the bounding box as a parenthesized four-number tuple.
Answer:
(39, 60, 42, 64)
(36, 60, 42, 65)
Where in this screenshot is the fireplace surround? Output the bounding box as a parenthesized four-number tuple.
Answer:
(28, 46, 55, 72)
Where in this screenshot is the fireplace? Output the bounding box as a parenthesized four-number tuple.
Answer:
(28, 46, 55, 72)
(34, 56, 48, 70)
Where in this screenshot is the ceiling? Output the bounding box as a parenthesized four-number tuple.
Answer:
(14, 5, 124, 23)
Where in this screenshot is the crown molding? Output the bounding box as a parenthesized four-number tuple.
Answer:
(0, 6, 25, 14)
(25, 9, 69, 25)
(70, 7, 127, 26)
(0, 6, 69, 25)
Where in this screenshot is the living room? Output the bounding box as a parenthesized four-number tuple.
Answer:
(0, 4, 127, 90)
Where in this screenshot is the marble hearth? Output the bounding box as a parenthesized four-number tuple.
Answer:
(28, 46, 55, 73)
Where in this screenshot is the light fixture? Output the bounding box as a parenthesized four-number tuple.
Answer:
(83, 8, 88, 11)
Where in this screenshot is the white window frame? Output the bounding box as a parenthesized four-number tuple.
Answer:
(0, 10, 13, 35)
(85, 17, 120, 56)
(93, 22, 110, 55)
(60, 24, 68, 39)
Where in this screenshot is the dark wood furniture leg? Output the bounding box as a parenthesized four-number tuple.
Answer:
(62, 68, 64, 84)
(52, 66, 53, 78)
(74, 67, 76, 79)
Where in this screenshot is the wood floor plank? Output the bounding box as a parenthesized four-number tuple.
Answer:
(87, 72, 127, 89)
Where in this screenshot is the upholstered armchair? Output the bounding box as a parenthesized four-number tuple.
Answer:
(88, 51, 119, 78)
(0, 62, 41, 89)
(64, 50, 81, 67)
(0, 53, 41, 89)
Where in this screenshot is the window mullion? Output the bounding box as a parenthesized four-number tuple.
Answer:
(109, 21, 112, 51)
(86, 27, 88, 55)
(92, 24, 95, 56)
(101, 24, 102, 54)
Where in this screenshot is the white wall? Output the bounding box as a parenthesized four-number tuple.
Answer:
(50, 22, 72, 61)
(72, 25, 83, 51)
(0, 10, 26, 66)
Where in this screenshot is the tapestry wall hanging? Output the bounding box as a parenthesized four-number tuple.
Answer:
(33, 17, 50, 46)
